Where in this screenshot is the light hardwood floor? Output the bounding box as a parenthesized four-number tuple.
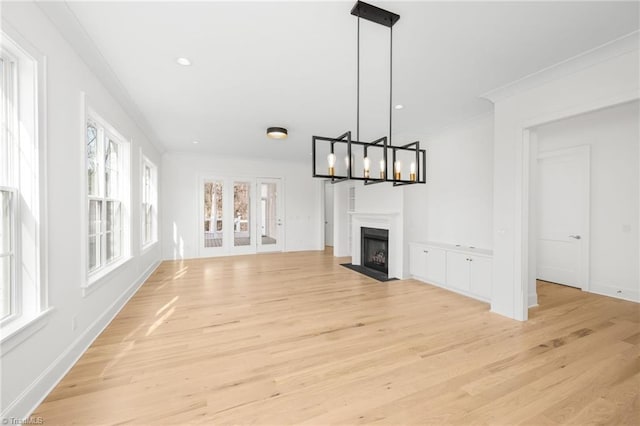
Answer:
(33, 250, 639, 425)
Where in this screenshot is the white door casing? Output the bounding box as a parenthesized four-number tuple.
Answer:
(536, 146, 590, 289)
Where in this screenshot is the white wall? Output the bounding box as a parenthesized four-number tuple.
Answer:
(489, 35, 639, 320)
(404, 114, 494, 249)
(355, 180, 402, 214)
(402, 114, 494, 279)
(162, 153, 322, 259)
(535, 101, 639, 300)
(1, 2, 163, 420)
(330, 183, 350, 257)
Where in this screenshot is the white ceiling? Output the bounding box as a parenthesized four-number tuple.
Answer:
(49, 1, 639, 161)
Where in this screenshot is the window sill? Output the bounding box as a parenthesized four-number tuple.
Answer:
(83, 255, 133, 297)
(0, 307, 55, 356)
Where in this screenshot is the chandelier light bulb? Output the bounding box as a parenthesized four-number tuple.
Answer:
(380, 159, 385, 179)
(394, 160, 402, 180)
(363, 157, 371, 178)
(410, 161, 416, 181)
(327, 153, 336, 176)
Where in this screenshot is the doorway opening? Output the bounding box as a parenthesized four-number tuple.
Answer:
(527, 101, 640, 310)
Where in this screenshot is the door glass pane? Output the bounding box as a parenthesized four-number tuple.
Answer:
(204, 181, 223, 248)
(234, 182, 251, 246)
(260, 183, 277, 245)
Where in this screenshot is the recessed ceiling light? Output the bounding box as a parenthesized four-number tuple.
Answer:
(394, 104, 404, 110)
(192, 140, 199, 144)
(176, 57, 191, 66)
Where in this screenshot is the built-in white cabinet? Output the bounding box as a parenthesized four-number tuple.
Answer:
(409, 242, 492, 303)
(469, 255, 492, 299)
(446, 252, 470, 292)
(409, 245, 446, 285)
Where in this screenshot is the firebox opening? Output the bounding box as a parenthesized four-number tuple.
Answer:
(361, 227, 389, 275)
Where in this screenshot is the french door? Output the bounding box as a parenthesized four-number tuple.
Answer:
(200, 177, 282, 257)
(257, 178, 283, 252)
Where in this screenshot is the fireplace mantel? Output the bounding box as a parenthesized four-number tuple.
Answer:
(349, 212, 403, 279)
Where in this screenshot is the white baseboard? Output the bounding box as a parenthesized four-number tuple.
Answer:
(588, 283, 640, 303)
(528, 292, 539, 307)
(411, 275, 491, 304)
(1, 260, 161, 422)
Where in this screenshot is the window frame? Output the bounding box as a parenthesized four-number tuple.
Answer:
(0, 44, 19, 325)
(140, 154, 158, 250)
(84, 104, 131, 289)
(0, 186, 18, 323)
(0, 28, 50, 350)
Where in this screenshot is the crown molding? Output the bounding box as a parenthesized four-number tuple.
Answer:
(37, 1, 166, 154)
(481, 30, 640, 104)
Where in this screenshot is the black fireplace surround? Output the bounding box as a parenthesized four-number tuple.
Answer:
(361, 227, 389, 275)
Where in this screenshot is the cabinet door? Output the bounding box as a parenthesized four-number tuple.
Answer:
(446, 251, 470, 291)
(409, 245, 427, 278)
(469, 256, 492, 300)
(424, 247, 446, 285)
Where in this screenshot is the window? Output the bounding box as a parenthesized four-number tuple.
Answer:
(0, 190, 15, 320)
(141, 156, 157, 248)
(86, 111, 130, 279)
(0, 31, 47, 334)
(0, 46, 17, 320)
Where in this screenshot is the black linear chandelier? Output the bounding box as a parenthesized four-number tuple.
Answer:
(312, 1, 425, 186)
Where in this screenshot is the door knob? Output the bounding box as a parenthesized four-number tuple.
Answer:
(569, 235, 581, 240)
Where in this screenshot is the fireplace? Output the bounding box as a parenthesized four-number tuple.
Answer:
(361, 227, 389, 275)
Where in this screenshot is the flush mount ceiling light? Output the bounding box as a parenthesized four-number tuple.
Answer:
(192, 140, 199, 144)
(311, 1, 425, 187)
(394, 104, 404, 110)
(176, 57, 191, 66)
(267, 127, 288, 139)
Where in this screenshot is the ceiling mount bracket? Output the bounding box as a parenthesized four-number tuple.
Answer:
(350, 1, 400, 27)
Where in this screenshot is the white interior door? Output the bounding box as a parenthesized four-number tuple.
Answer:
(536, 146, 590, 289)
(324, 182, 334, 247)
(257, 178, 283, 252)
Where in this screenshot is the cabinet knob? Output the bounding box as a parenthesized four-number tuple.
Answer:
(423, 250, 429, 253)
